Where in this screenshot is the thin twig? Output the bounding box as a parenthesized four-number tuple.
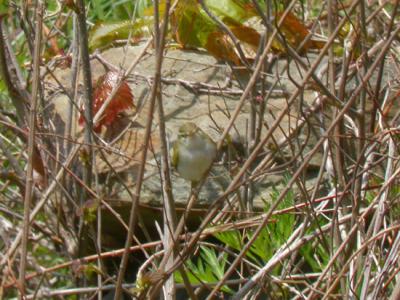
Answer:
(112, 2, 176, 298)
(18, 2, 43, 297)
(0, 15, 27, 124)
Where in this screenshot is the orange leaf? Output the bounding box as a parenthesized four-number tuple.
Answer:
(277, 12, 308, 44)
(79, 71, 135, 133)
(43, 24, 61, 56)
(205, 31, 242, 66)
(64, 0, 79, 13)
(274, 12, 322, 53)
(229, 23, 260, 51)
(21, 127, 47, 188)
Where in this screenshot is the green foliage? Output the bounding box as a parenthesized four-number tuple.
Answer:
(388, 184, 400, 221)
(203, 0, 257, 23)
(0, 83, 11, 114)
(247, 179, 295, 265)
(173, 0, 218, 49)
(389, 182, 400, 199)
(83, 263, 103, 279)
(31, 243, 74, 293)
(300, 241, 329, 272)
(134, 0, 154, 17)
(175, 247, 233, 294)
(213, 229, 242, 251)
(213, 175, 295, 270)
(0, 0, 8, 14)
(86, 0, 154, 51)
(34, 245, 66, 267)
(87, 0, 152, 21)
(89, 0, 131, 21)
(210, 173, 330, 288)
(87, 0, 262, 63)
(365, 190, 375, 204)
(82, 199, 99, 224)
(89, 19, 151, 51)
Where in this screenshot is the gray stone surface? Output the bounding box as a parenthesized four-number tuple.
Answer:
(45, 44, 323, 212)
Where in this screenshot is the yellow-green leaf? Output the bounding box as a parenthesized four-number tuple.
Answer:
(89, 19, 151, 52)
(203, 0, 257, 24)
(171, 0, 216, 49)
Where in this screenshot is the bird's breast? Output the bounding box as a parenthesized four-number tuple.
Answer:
(176, 137, 216, 182)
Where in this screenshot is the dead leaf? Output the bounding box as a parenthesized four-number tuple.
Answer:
(205, 31, 242, 66)
(273, 12, 324, 53)
(79, 71, 135, 133)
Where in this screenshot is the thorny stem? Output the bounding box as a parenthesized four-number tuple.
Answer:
(75, 0, 93, 191)
(112, 2, 172, 299)
(0, 15, 27, 124)
(153, 0, 178, 299)
(74, 0, 93, 281)
(18, 2, 42, 298)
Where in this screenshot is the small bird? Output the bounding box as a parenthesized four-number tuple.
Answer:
(171, 122, 217, 184)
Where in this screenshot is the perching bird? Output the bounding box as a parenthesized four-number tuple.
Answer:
(171, 122, 217, 184)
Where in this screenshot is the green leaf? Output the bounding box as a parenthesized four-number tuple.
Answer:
(200, 246, 224, 279)
(300, 241, 329, 272)
(136, 0, 153, 17)
(175, 246, 233, 294)
(172, 0, 216, 49)
(89, 19, 151, 51)
(203, 0, 257, 24)
(0, 1, 9, 14)
(213, 230, 242, 250)
(247, 228, 273, 263)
